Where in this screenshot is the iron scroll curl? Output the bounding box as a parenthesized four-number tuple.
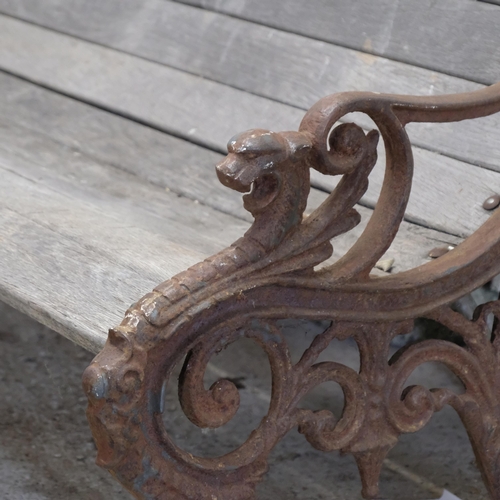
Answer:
(84, 84, 500, 499)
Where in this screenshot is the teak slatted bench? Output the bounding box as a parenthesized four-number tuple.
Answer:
(1, 1, 500, 498)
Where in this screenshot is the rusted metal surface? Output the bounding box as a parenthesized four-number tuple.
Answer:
(83, 83, 500, 499)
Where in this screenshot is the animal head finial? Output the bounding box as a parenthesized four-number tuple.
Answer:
(216, 129, 312, 192)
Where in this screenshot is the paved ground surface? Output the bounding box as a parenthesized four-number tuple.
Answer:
(0, 301, 488, 499)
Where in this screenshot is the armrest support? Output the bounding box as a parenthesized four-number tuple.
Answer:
(84, 84, 500, 499)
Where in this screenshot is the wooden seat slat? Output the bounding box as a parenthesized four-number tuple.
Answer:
(0, 125, 249, 352)
(0, 72, 250, 222)
(174, 0, 500, 86)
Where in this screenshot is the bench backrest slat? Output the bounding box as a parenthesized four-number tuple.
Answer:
(175, 0, 500, 85)
(1, 0, 498, 174)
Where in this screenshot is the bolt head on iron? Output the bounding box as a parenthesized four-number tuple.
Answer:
(483, 194, 500, 211)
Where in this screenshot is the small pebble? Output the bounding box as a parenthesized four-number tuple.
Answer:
(483, 194, 500, 211)
(428, 245, 454, 258)
(374, 258, 394, 272)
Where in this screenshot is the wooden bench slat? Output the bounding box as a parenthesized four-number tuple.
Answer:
(173, 0, 500, 86)
(0, 171, 203, 353)
(0, 132, 249, 352)
(0, 15, 497, 239)
(0, 72, 251, 222)
(0, 71, 329, 226)
(0, 15, 302, 154)
(1, 1, 499, 177)
(316, 144, 500, 239)
(0, 124, 249, 257)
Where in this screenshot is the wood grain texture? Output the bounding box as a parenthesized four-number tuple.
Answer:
(0, 71, 325, 225)
(0, 172, 204, 354)
(0, 16, 497, 238)
(0, 135, 247, 353)
(0, 72, 251, 221)
(0, 14, 302, 153)
(0, 87, 462, 351)
(312, 141, 500, 239)
(1, 0, 499, 175)
(173, 0, 500, 86)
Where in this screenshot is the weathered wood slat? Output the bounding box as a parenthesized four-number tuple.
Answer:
(0, 125, 249, 257)
(317, 143, 500, 238)
(1, 0, 500, 175)
(0, 169, 205, 353)
(0, 127, 252, 351)
(173, 0, 500, 86)
(0, 16, 496, 239)
(0, 72, 250, 221)
(0, 71, 325, 225)
(0, 14, 302, 153)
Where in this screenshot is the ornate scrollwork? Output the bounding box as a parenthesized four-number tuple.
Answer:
(83, 83, 500, 499)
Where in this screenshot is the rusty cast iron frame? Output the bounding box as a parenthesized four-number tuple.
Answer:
(83, 84, 500, 499)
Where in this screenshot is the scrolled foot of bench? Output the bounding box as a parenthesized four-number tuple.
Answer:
(84, 83, 500, 499)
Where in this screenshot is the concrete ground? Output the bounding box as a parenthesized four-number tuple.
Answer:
(0, 301, 488, 499)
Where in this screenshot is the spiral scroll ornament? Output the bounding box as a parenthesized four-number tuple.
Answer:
(84, 84, 500, 499)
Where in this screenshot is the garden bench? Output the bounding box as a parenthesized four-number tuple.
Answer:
(1, 1, 500, 499)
